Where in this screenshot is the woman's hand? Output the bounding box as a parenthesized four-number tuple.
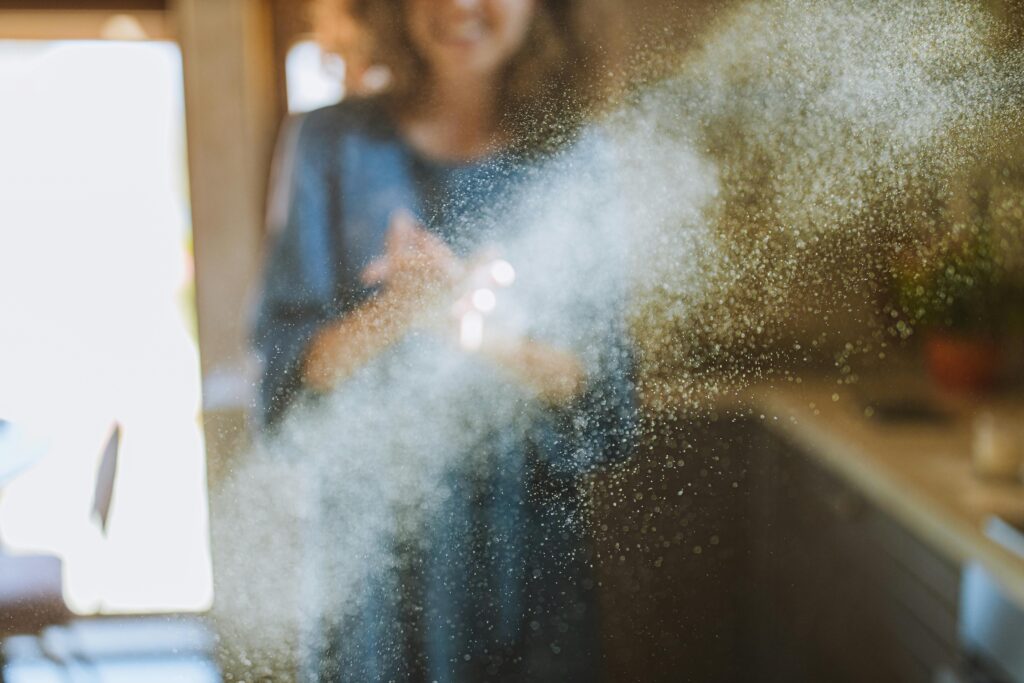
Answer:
(360, 211, 463, 307)
(478, 325, 587, 406)
(445, 249, 587, 406)
(303, 211, 463, 393)
(304, 213, 586, 404)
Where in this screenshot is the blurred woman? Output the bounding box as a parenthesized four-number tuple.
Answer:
(252, 0, 634, 680)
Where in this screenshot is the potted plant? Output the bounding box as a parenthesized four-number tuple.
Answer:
(892, 186, 1024, 394)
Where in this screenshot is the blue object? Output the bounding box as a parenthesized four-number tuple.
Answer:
(2, 616, 221, 683)
(252, 98, 637, 682)
(0, 419, 49, 489)
(959, 517, 1024, 683)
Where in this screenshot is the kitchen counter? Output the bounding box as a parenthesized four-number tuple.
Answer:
(742, 378, 1024, 608)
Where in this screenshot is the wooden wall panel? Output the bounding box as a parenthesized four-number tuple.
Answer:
(0, 0, 164, 8)
(174, 0, 283, 420)
(0, 9, 169, 39)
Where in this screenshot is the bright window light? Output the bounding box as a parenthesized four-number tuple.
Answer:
(285, 39, 345, 113)
(0, 40, 212, 614)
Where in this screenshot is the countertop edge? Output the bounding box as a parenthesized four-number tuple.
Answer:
(754, 387, 1024, 610)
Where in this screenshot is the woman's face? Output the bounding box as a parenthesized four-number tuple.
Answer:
(406, 0, 537, 84)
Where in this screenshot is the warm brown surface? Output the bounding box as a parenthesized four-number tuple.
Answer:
(0, 1, 163, 9)
(752, 378, 1024, 607)
(0, 553, 71, 637)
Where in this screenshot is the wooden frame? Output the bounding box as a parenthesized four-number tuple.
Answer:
(172, 0, 283, 474)
(0, 9, 170, 40)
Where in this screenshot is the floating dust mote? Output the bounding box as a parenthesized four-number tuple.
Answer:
(212, 0, 1023, 676)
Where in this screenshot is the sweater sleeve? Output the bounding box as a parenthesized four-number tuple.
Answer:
(518, 290, 638, 480)
(520, 131, 639, 477)
(542, 314, 639, 478)
(251, 111, 341, 429)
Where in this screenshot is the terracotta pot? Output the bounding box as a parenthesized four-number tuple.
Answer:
(924, 333, 1002, 394)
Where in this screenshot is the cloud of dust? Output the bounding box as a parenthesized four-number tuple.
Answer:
(210, 0, 1023, 675)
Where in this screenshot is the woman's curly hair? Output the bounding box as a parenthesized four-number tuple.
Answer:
(312, 0, 623, 151)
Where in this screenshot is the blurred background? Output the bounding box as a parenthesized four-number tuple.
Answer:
(0, 1, 1022, 681)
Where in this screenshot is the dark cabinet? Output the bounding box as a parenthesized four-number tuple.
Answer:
(591, 417, 961, 682)
(745, 427, 961, 682)
(591, 416, 757, 682)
